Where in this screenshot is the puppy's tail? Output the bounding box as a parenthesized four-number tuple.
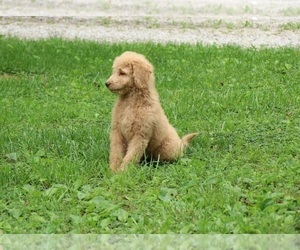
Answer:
(182, 133, 198, 149)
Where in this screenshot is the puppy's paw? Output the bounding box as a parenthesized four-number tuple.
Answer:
(110, 164, 127, 173)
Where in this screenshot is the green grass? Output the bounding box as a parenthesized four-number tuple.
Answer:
(0, 37, 299, 234)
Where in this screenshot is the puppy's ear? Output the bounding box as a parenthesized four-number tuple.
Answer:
(132, 61, 153, 89)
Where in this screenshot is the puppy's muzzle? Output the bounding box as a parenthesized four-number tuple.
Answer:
(105, 81, 110, 88)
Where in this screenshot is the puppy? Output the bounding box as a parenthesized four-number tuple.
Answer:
(105, 51, 197, 172)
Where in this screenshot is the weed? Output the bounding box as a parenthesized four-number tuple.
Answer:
(282, 7, 300, 16)
(280, 22, 300, 31)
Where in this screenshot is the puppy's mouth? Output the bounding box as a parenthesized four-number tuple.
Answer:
(107, 87, 125, 94)
(107, 87, 123, 92)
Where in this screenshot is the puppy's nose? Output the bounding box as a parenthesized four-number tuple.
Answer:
(105, 82, 110, 87)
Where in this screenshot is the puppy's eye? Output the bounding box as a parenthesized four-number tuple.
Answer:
(119, 70, 126, 76)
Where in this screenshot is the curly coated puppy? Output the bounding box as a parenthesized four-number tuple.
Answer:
(105, 51, 197, 172)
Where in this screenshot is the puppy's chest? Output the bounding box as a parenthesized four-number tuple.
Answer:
(116, 106, 139, 140)
(114, 99, 153, 141)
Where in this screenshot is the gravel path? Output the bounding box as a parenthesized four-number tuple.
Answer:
(1, 0, 300, 47)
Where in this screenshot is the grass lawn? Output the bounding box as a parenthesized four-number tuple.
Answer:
(0, 37, 299, 233)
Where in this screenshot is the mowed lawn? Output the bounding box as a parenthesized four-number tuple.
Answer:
(0, 37, 299, 233)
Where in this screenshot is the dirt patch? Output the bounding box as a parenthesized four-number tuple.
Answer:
(0, 0, 299, 47)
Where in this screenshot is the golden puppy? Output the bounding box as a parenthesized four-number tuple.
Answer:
(105, 51, 197, 172)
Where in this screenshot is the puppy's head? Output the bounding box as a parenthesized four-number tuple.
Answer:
(105, 51, 153, 95)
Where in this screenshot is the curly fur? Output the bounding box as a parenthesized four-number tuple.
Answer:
(105, 51, 197, 172)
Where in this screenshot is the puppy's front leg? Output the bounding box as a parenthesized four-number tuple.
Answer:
(120, 136, 149, 171)
(109, 129, 126, 172)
